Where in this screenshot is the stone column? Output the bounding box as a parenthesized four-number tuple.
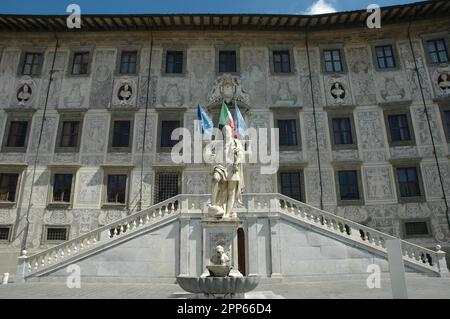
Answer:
(436, 245, 450, 278)
(269, 216, 282, 278)
(246, 217, 259, 276)
(15, 251, 28, 284)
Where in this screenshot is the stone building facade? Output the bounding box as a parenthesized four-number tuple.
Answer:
(0, 1, 450, 275)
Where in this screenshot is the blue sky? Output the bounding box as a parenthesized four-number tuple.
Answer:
(0, 0, 419, 15)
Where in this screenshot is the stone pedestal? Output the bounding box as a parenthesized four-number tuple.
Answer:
(201, 218, 243, 276)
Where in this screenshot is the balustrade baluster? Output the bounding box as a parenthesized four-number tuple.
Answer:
(146, 214, 150, 223)
(139, 217, 143, 226)
(119, 225, 124, 234)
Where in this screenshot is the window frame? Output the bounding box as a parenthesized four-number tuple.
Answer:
(333, 164, 364, 206)
(438, 102, 450, 143)
(421, 33, 450, 66)
(383, 107, 416, 147)
(0, 172, 21, 205)
(47, 165, 80, 209)
(42, 225, 70, 244)
(116, 47, 141, 75)
(320, 45, 347, 74)
(157, 110, 184, 153)
(401, 218, 433, 239)
(0, 225, 12, 243)
(2, 111, 34, 153)
(108, 113, 134, 153)
(273, 111, 301, 151)
(327, 111, 358, 150)
(67, 47, 94, 77)
(162, 45, 187, 76)
(55, 111, 85, 153)
(19, 51, 44, 77)
(277, 169, 306, 203)
(370, 41, 400, 72)
(101, 165, 133, 209)
(215, 44, 240, 75)
(269, 46, 295, 76)
(392, 162, 425, 203)
(153, 169, 182, 204)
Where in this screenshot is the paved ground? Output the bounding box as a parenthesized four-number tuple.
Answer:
(1, 275, 450, 299)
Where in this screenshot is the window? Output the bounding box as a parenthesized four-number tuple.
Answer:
(60, 121, 80, 148)
(120, 51, 137, 74)
(6, 121, 28, 148)
(324, 49, 343, 73)
(332, 117, 353, 145)
(112, 121, 131, 148)
(165, 51, 183, 74)
(427, 39, 449, 64)
(273, 51, 291, 74)
(277, 120, 298, 146)
(71, 52, 90, 75)
(0, 226, 11, 241)
(338, 170, 360, 201)
(106, 175, 127, 204)
(375, 45, 396, 69)
(161, 120, 180, 148)
(442, 110, 450, 140)
(279, 172, 303, 202)
(219, 51, 237, 73)
(388, 114, 411, 142)
(22, 53, 42, 76)
(155, 172, 180, 204)
(46, 227, 68, 242)
(404, 221, 430, 237)
(52, 174, 73, 203)
(396, 167, 421, 198)
(0, 174, 19, 202)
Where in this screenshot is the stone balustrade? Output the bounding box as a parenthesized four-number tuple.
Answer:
(16, 193, 449, 281)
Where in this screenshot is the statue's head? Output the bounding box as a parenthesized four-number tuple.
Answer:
(442, 73, 448, 81)
(215, 245, 224, 256)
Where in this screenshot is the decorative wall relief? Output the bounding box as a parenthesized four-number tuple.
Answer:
(248, 112, 270, 129)
(13, 78, 37, 107)
(134, 113, 156, 154)
(98, 210, 127, 225)
(333, 206, 369, 223)
(189, 49, 214, 105)
(296, 48, 322, 108)
(324, 74, 353, 106)
(39, 51, 68, 108)
(90, 49, 115, 108)
(53, 152, 79, 164)
(28, 115, 57, 153)
(355, 111, 387, 162)
(73, 209, 101, 235)
(21, 169, 50, 208)
(0, 209, 15, 224)
(184, 170, 209, 194)
(207, 74, 250, 106)
(389, 145, 420, 159)
(0, 50, 20, 107)
(160, 81, 186, 107)
(363, 166, 395, 202)
(61, 79, 90, 109)
(111, 77, 137, 107)
(433, 68, 450, 97)
(137, 76, 157, 108)
(245, 169, 274, 193)
(332, 149, 360, 162)
(76, 170, 102, 205)
(346, 46, 377, 105)
(130, 171, 153, 208)
(412, 105, 442, 146)
(376, 73, 408, 102)
(303, 112, 329, 152)
(81, 116, 108, 153)
(43, 210, 74, 225)
(305, 169, 336, 205)
(422, 162, 450, 199)
(270, 79, 300, 107)
(241, 48, 267, 107)
(398, 41, 432, 101)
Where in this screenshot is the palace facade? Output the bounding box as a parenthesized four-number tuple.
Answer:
(0, 1, 450, 277)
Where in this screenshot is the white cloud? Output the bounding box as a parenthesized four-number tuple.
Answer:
(304, 0, 337, 15)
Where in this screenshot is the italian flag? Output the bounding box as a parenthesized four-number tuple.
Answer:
(219, 101, 236, 133)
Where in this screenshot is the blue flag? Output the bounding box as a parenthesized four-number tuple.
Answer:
(233, 103, 247, 139)
(197, 104, 213, 137)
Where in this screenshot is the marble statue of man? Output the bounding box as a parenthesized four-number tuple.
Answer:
(208, 125, 245, 219)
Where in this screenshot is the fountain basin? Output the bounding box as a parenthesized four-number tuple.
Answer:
(206, 265, 231, 277)
(176, 276, 260, 295)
